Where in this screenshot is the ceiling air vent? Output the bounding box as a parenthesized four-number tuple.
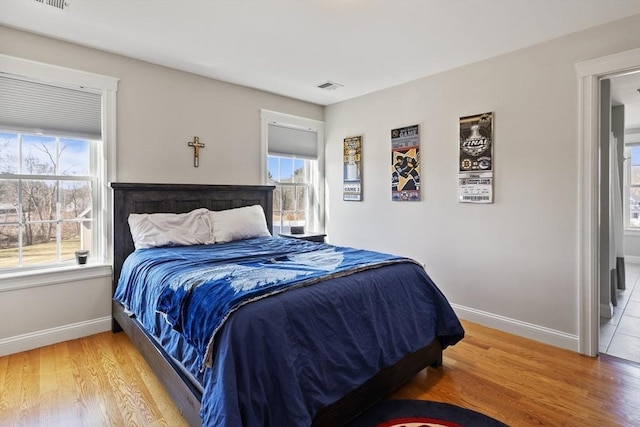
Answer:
(33, 0, 68, 10)
(316, 81, 343, 91)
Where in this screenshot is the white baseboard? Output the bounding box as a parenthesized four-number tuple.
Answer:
(0, 316, 111, 357)
(625, 255, 640, 264)
(451, 303, 579, 352)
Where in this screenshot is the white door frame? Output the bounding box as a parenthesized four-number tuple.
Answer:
(576, 48, 640, 356)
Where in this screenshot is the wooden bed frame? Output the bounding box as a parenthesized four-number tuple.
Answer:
(111, 182, 443, 426)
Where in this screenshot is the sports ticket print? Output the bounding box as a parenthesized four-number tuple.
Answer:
(458, 174, 493, 204)
(343, 135, 362, 201)
(459, 112, 493, 173)
(459, 113, 494, 203)
(391, 124, 420, 201)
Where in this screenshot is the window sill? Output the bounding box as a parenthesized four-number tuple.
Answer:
(0, 263, 112, 292)
(624, 228, 640, 237)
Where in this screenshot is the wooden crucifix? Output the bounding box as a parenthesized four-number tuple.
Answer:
(187, 136, 205, 167)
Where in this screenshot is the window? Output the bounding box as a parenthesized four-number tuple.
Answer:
(0, 54, 118, 273)
(268, 155, 314, 233)
(261, 110, 324, 235)
(624, 144, 640, 229)
(0, 132, 95, 269)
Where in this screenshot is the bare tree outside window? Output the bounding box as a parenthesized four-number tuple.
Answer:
(0, 132, 93, 269)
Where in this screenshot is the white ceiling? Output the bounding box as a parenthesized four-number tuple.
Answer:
(0, 0, 639, 106)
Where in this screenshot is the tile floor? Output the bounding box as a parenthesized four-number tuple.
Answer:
(600, 261, 640, 363)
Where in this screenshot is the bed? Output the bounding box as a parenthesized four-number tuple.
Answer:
(111, 182, 464, 426)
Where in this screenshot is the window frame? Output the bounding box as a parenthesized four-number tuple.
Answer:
(0, 54, 118, 277)
(624, 142, 640, 231)
(1, 132, 98, 269)
(260, 109, 325, 235)
(268, 155, 314, 233)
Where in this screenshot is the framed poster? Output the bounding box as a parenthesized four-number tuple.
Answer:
(343, 136, 362, 201)
(459, 113, 494, 203)
(391, 124, 420, 201)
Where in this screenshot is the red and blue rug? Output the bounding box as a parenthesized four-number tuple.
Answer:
(346, 399, 508, 427)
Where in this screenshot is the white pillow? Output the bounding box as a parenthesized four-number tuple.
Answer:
(128, 208, 215, 250)
(209, 205, 271, 243)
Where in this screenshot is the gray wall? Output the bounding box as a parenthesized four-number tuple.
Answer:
(627, 235, 640, 261)
(0, 26, 323, 185)
(2, 14, 639, 355)
(625, 124, 640, 261)
(0, 25, 323, 354)
(324, 15, 640, 350)
(615, 105, 640, 263)
(600, 79, 612, 312)
(611, 105, 625, 191)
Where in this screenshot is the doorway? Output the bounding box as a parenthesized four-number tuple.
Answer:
(598, 71, 640, 363)
(576, 48, 640, 358)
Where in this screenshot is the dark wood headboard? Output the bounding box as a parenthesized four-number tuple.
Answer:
(110, 183, 275, 296)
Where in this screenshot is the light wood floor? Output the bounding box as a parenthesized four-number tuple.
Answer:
(1, 320, 639, 427)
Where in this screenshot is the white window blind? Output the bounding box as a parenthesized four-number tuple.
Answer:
(0, 75, 102, 140)
(267, 123, 317, 159)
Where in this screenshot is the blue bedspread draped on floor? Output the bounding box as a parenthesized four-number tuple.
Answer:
(114, 236, 464, 426)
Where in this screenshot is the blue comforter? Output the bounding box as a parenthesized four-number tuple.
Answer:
(114, 237, 464, 426)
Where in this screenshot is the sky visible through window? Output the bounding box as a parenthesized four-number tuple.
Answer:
(0, 132, 90, 175)
(268, 156, 304, 182)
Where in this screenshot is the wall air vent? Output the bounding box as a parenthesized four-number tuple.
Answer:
(33, 0, 68, 10)
(316, 81, 343, 91)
